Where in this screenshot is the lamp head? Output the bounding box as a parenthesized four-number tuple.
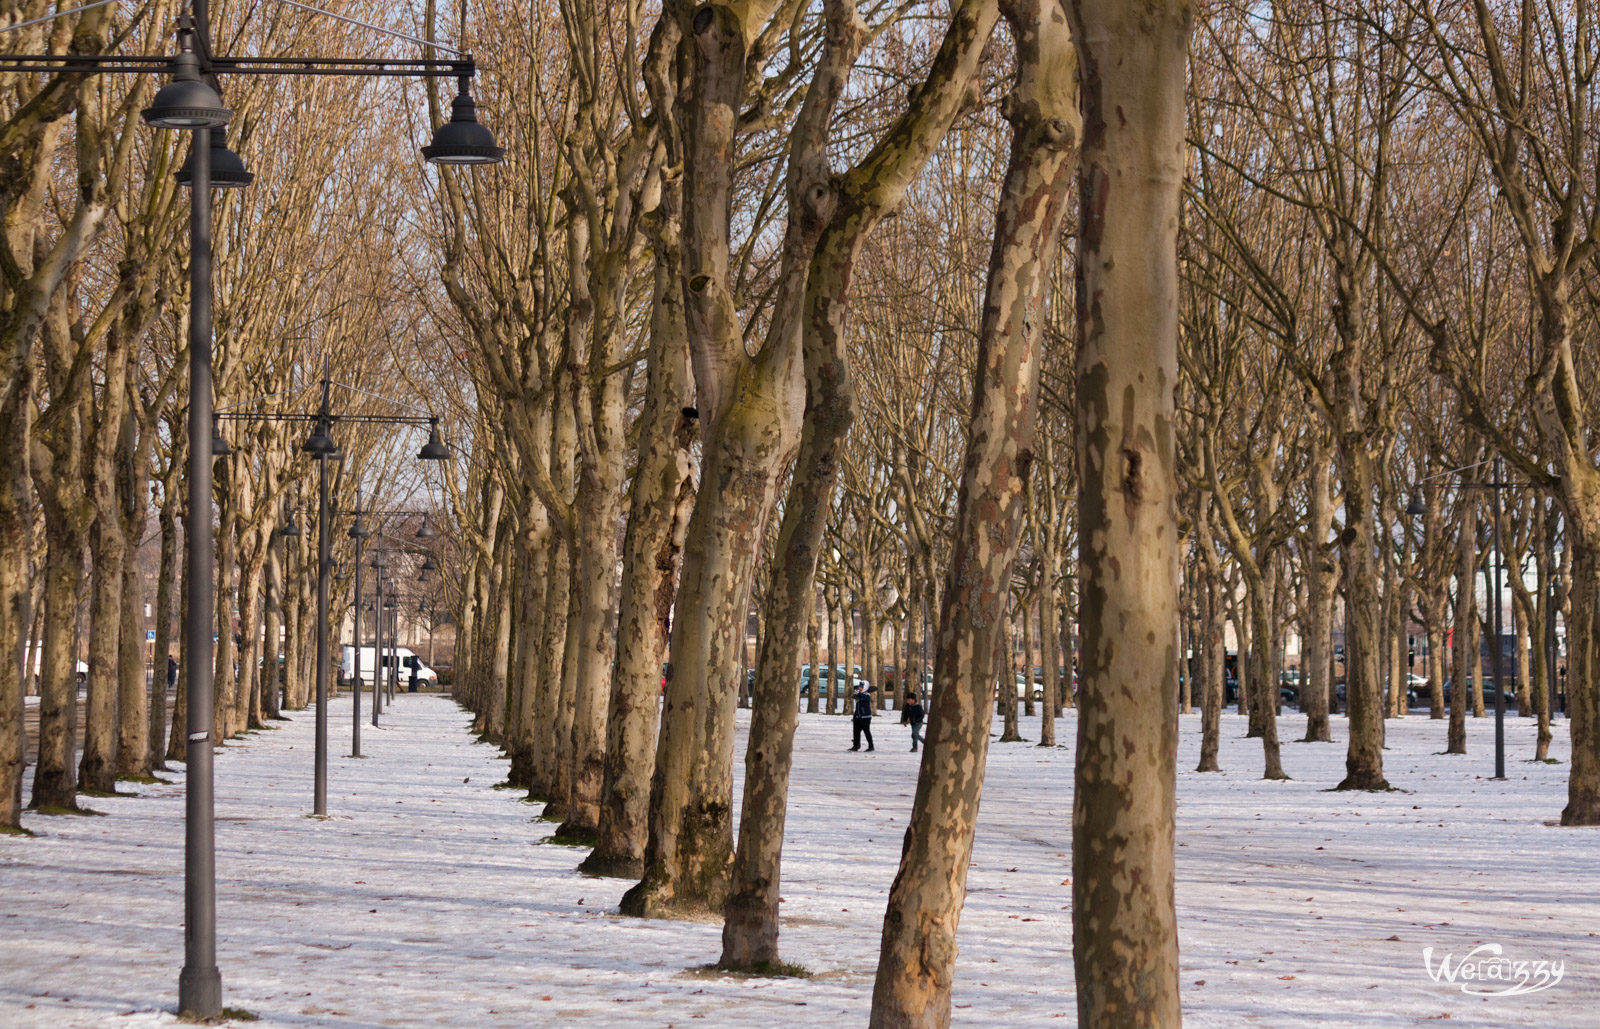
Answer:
(423, 80, 505, 165)
(279, 516, 301, 539)
(416, 515, 437, 539)
(176, 127, 253, 188)
(210, 418, 232, 457)
(303, 420, 338, 456)
(417, 419, 451, 461)
(1404, 494, 1427, 518)
(142, 48, 231, 130)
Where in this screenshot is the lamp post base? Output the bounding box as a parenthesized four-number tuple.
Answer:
(179, 964, 222, 1018)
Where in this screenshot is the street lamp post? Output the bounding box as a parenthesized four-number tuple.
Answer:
(1, 2, 502, 1015)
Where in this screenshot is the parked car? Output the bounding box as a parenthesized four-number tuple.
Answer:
(799, 664, 869, 698)
(340, 645, 439, 688)
(1441, 677, 1516, 708)
(1007, 674, 1044, 702)
(1219, 676, 1295, 707)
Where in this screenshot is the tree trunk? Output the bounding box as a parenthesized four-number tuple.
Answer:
(1561, 532, 1600, 824)
(582, 300, 695, 875)
(31, 515, 84, 811)
(506, 540, 541, 788)
(1248, 565, 1286, 779)
(619, 400, 797, 918)
(233, 530, 266, 732)
(1448, 502, 1474, 754)
(79, 501, 124, 794)
(1038, 571, 1058, 747)
(260, 540, 282, 722)
(1066, 1, 1187, 1024)
(870, 0, 1074, 1015)
(1335, 448, 1389, 790)
(0, 374, 30, 829)
(998, 617, 1021, 742)
(483, 528, 513, 744)
(167, 513, 191, 764)
(546, 558, 583, 824)
(1196, 553, 1225, 773)
(212, 477, 238, 741)
(1021, 600, 1036, 717)
(1301, 442, 1333, 741)
(115, 552, 148, 778)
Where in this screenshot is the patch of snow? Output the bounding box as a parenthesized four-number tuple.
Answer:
(2, 695, 1595, 1026)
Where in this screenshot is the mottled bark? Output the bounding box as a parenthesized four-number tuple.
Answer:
(585, 193, 697, 876)
(621, 0, 805, 919)
(1336, 462, 1389, 790)
(1447, 501, 1475, 754)
(1301, 442, 1333, 741)
(482, 526, 512, 743)
(1562, 536, 1600, 824)
(115, 553, 148, 778)
(166, 512, 191, 763)
(506, 539, 542, 788)
(212, 470, 238, 740)
(620, 396, 795, 917)
(546, 551, 583, 825)
(1195, 499, 1224, 772)
(0, 372, 29, 827)
(260, 542, 282, 722)
(531, 518, 570, 801)
(870, 0, 1072, 1019)
(234, 529, 266, 731)
(80, 326, 131, 793)
(32, 309, 91, 809)
(1066, 1, 1188, 1025)
(1037, 559, 1059, 747)
(31, 514, 84, 810)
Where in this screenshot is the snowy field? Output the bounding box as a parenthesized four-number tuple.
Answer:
(3, 693, 1597, 1028)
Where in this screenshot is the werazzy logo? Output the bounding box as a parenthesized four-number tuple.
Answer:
(1422, 944, 1564, 996)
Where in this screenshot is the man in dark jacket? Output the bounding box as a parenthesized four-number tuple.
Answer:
(901, 691, 925, 751)
(849, 682, 875, 752)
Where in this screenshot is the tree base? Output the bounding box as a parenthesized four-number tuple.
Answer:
(619, 877, 721, 921)
(553, 820, 598, 846)
(29, 803, 102, 816)
(1560, 800, 1600, 826)
(707, 959, 810, 979)
(577, 850, 643, 879)
(1333, 776, 1394, 791)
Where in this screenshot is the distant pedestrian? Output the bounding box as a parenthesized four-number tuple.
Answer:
(902, 691, 925, 752)
(849, 682, 875, 752)
(166, 655, 178, 691)
(409, 666, 420, 693)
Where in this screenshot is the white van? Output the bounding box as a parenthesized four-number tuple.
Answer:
(340, 645, 439, 689)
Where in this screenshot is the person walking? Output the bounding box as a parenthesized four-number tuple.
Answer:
(902, 690, 925, 751)
(849, 681, 875, 752)
(166, 655, 178, 692)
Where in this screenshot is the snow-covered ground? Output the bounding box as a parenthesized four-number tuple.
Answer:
(2, 694, 1596, 1027)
